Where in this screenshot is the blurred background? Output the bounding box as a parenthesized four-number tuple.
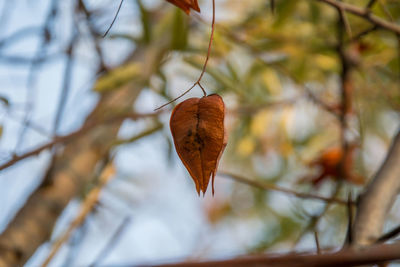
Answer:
(0, 0, 400, 266)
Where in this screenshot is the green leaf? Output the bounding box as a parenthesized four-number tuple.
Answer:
(171, 8, 189, 50)
(138, 0, 151, 44)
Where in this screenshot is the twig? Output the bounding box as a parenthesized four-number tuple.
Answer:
(150, 242, 400, 267)
(6, 110, 52, 138)
(339, 8, 352, 39)
(344, 192, 354, 246)
(336, 0, 354, 197)
(219, 171, 351, 205)
(53, 33, 76, 133)
(349, 25, 378, 43)
(347, 0, 400, 247)
(61, 221, 89, 267)
(366, 0, 377, 9)
(0, 111, 163, 172)
(78, 0, 108, 71)
(103, 0, 124, 37)
(378, 2, 400, 86)
(353, 130, 400, 246)
(317, 0, 400, 35)
(377, 225, 400, 243)
(0, 26, 42, 49)
(314, 231, 321, 254)
(155, 0, 216, 110)
(41, 161, 115, 267)
(89, 216, 131, 267)
(303, 86, 340, 119)
(112, 122, 163, 146)
(16, 0, 58, 153)
(292, 183, 342, 248)
(42, 121, 161, 266)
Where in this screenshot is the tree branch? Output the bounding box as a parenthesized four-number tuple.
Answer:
(353, 130, 400, 246)
(219, 172, 350, 205)
(317, 0, 400, 35)
(42, 160, 115, 267)
(0, 111, 161, 172)
(150, 242, 400, 267)
(0, 41, 167, 266)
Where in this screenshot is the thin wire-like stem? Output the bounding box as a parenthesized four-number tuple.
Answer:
(318, 0, 400, 35)
(340, 8, 353, 39)
(90, 216, 131, 266)
(196, 0, 215, 87)
(219, 171, 351, 205)
(0, 111, 162, 172)
(42, 160, 115, 267)
(314, 231, 321, 254)
(155, 0, 216, 111)
(103, 0, 124, 38)
(344, 191, 354, 246)
(154, 83, 197, 111)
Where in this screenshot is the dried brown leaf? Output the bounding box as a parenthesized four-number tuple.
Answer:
(166, 0, 200, 14)
(170, 94, 227, 195)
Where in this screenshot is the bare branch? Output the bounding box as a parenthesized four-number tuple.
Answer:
(0, 111, 162, 172)
(353, 130, 400, 246)
(151, 242, 400, 267)
(317, 0, 400, 35)
(89, 216, 131, 267)
(219, 172, 350, 205)
(42, 161, 115, 267)
(377, 224, 400, 243)
(344, 192, 354, 246)
(314, 231, 321, 254)
(0, 40, 168, 266)
(155, 0, 216, 110)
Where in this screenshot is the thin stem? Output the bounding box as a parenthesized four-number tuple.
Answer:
(219, 171, 351, 205)
(340, 8, 353, 39)
(90, 216, 131, 267)
(270, 0, 275, 14)
(196, 0, 215, 86)
(154, 83, 197, 111)
(155, 0, 216, 111)
(344, 191, 354, 246)
(349, 25, 378, 43)
(198, 82, 207, 96)
(0, 111, 162, 172)
(376, 224, 400, 243)
(41, 160, 115, 267)
(315, 231, 321, 254)
(317, 0, 400, 35)
(103, 0, 124, 38)
(366, 0, 377, 9)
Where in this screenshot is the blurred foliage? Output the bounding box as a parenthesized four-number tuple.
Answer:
(149, 0, 400, 252)
(94, 0, 400, 255)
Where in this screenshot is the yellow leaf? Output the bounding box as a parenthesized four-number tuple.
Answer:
(237, 136, 256, 156)
(280, 106, 294, 135)
(262, 69, 282, 95)
(94, 63, 141, 92)
(251, 110, 272, 137)
(314, 54, 337, 71)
